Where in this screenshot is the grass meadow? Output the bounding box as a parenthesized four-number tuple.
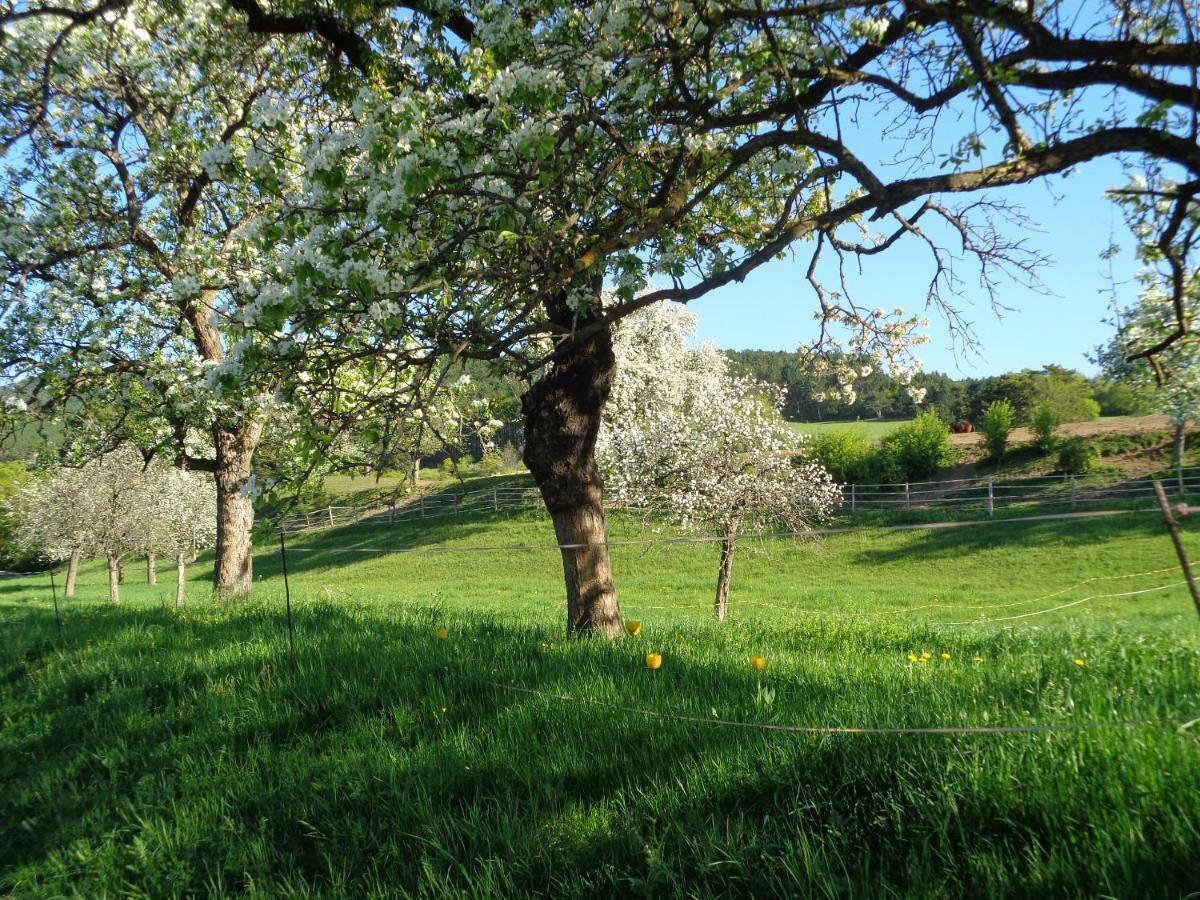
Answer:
(2, 505, 1199, 897)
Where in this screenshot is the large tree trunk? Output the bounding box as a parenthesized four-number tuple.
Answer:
(175, 552, 187, 609)
(212, 422, 263, 597)
(64, 548, 80, 598)
(107, 554, 121, 603)
(714, 524, 739, 622)
(146, 552, 157, 585)
(522, 283, 622, 637)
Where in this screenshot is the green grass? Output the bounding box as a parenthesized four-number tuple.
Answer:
(3, 507, 1200, 897)
(791, 418, 913, 439)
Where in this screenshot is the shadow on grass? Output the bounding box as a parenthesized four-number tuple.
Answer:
(2, 601, 1197, 898)
(849, 509, 1171, 566)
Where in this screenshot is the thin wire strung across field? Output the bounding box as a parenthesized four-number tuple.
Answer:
(481, 680, 1200, 736)
(278, 513, 1188, 627)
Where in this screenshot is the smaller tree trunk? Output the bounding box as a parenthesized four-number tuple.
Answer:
(64, 548, 81, 597)
(117, 556, 126, 584)
(107, 554, 121, 603)
(175, 552, 187, 609)
(146, 552, 157, 585)
(189, 527, 198, 564)
(1175, 421, 1187, 494)
(410, 453, 420, 486)
(714, 527, 739, 622)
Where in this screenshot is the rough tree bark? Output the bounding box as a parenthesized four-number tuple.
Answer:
(714, 518, 741, 622)
(107, 554, 121, 603)
(64, 548, 80, 597)
(117, 557, 125, 584)
(212, 421, 264, 597)
(522, 283, 623, 637)
(175, 551, 187, 609)
(146, 552, 157, 585)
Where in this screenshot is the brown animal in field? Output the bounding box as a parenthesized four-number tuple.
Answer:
(951, 421, 974, 434)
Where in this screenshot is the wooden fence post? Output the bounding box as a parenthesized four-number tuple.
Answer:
(987, 477, 994, 516)
(850, 483, 856, 513)
(493, 487, 499, 512)
(1070, 474, 1077, 509)
(1153, 480, 1200, 621)
(904, 482, 910, 509)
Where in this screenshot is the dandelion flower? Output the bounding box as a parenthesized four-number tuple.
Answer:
(435, 628, 449, 640)
(907, 654, 919, 662)
(940, 652, 951, 660)
(645, 652, 663, 671)
(625, 619, 642, 637)
(921, 651, 932, 659)
(973, 656, 984, 663)
(750, 655, 766, 671)
(1074, 658, 1086, 667)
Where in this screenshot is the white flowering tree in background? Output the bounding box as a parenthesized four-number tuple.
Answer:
(599, 305, 841, 620)
(1100, 281, 1200, 478)
(142, 468, 218, 608)
(10, 465, 93, 595)
(6, 0, 1199, 634)
(12, 447, 218, 602)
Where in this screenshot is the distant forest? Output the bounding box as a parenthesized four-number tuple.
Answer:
(725, 351, 1146, 424)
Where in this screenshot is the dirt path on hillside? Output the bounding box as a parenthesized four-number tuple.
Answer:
(947, 414, 1172, 448)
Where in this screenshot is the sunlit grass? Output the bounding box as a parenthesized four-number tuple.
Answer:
(2, 508, 1199, 896)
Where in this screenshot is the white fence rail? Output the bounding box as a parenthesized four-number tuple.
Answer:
(276, 486, 545, 533)
(841, 467, 1200, 513)
(275, 468, 1200, 534)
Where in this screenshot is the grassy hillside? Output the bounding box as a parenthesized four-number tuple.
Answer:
(2, 507, 1199, 896)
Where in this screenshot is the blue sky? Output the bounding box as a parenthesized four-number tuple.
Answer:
(689, 158, 1136, 379)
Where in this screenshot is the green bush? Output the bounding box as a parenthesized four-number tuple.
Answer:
(1057, 437, 1099, 473)
(808, 428, 877, 483)
(477, 450, 508, 476)
(878, 411, 959, 482)
(0, 460, 37, 571)
(1030, 404, 1061, 453)
(978, 400, 1016, 460)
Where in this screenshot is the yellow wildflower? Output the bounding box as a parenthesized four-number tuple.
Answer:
(1074, 658, 1086, 667)
(435, 628, 449, 640)
(645, 652, 663, 671)
(940, 652, 951, 660)
(749, 655, 766, 671)
(625, 619, 642, 637)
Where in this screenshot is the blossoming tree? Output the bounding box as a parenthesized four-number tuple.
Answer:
(598, 304, 841, 619)
(213, 0, 1199, 635)
(0, 1, 330, 595)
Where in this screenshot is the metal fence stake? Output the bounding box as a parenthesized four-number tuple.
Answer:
(278, 531, 298, 673)
(1153, 480, 1200, 621)
(49, 569, 64, 645)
